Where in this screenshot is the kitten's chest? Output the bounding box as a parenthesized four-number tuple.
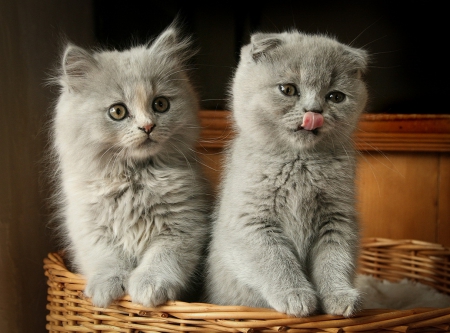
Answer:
(255, 154, 349, 226)
(255, 157, 343, 252)
(266, 159, 324, 215)
(98, 168, 171, 209)
(88, 167, 189, 254)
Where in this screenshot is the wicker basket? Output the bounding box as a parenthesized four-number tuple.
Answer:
(44, 237, 450, 332)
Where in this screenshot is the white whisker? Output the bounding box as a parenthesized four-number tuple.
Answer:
(170, 136, 219, 172)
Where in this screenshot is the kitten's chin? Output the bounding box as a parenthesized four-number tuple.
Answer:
(288, 127, 327, 150)
(296, 127, 320, 136)
(129, 140, 163, 160)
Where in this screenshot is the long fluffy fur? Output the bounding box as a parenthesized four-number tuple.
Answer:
(49, 21, 211, 308)
(205, 30, 368, 317)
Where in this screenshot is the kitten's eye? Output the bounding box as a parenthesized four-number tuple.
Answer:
(108, 104, 128, 121)
(279, 84, 298, 96)
(326, 91, 346, 103)
(152, 96, 170, 113)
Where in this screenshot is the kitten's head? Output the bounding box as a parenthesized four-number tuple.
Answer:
(53, 21, 199, 169)
(230, 30, 368, 151)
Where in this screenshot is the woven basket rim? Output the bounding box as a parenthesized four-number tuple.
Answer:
(45, 237, 450, 332)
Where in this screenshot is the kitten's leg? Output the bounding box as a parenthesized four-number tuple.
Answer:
(208, 221, 318, 317)
(311, 220, 360, 317)
(77, 244, 133, 308)
(128, 233, 204, 307)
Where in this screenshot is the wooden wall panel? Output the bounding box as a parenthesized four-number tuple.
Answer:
(0, 2, 96, 332)
(438, 154, 450, 246)
(356, 152, 439, 242)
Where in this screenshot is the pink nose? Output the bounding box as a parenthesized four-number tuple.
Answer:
(138, 124, 155, 134)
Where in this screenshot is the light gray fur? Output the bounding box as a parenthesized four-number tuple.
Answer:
(50, 22, 211, 308)
(205, 30, 368, 317)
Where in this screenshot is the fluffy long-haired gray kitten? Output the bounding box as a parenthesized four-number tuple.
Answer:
(205, 30, 368, 317)
(49, 22, 211, 308)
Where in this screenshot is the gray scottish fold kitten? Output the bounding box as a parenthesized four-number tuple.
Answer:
(50, 23, 211, 308)
(205, 30, 368, 317)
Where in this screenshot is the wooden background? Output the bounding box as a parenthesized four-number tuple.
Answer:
(197, 111, 450, 247)
(0, 2, 97, 332)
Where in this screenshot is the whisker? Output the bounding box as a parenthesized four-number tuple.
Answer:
(330, 118, 405, 197)
(168, 141, 194, 176)
(170, 136, 219, 172)
(359, 35, 388, 50)
(348, 18, 382, 47)
(99, 142, 122, 163)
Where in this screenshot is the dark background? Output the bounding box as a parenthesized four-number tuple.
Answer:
(93, 0, 446, 114)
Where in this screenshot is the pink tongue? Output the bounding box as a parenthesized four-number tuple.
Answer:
(301, 112, 324, 131)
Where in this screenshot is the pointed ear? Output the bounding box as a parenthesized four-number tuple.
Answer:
(149, 25, 178, 51)
(147, 20, 196, 63)
(249, 33, 283, 61)
(61, 43, 98, 91)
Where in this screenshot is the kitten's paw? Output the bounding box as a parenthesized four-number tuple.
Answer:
(84, 272, 128, 308)
(321, 288, 361, 317)
(128, 270, 179, 307)
(268, 288, 319, 317)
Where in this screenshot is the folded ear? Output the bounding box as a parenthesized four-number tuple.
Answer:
(61, 43, 98, 92)
(343, 46, 369, 76)
(249, 33, 283, 61)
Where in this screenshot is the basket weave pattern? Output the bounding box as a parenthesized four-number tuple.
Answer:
(44, 238, 450, 332)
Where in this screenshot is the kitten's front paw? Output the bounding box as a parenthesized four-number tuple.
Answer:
(128, 270, 179, 307)
(321, 288, 361, 317)
(84, 272, 128, 308)
(268, 288, 319, 317)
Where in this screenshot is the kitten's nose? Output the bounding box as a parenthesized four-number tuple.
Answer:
(138, 123, 155, 134)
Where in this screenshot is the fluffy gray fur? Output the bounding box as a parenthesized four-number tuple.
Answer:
(50, 22, 211, 308)
(205, 30, 368, 317)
